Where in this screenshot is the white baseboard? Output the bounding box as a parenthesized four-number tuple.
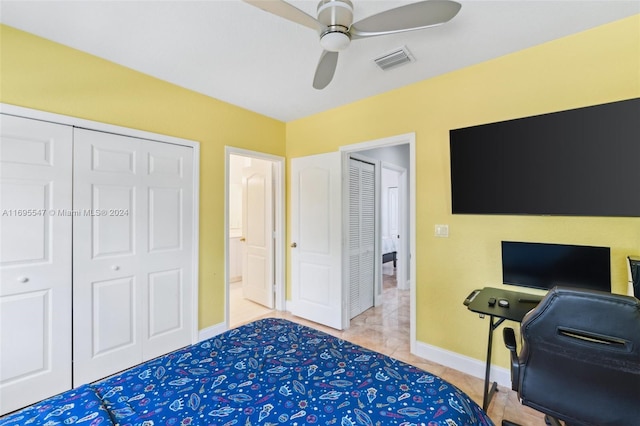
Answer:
(285, 300, 295, 314)
(414, 340, 511, 389)
(398, 279, 410, 291)
(198, 321, 227, 342)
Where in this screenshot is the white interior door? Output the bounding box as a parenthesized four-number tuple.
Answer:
(0, 115, 73, 414)
(291, 152, 343, 330)
(348, 158, 375, 319)
(241, 159, 274, 308)
(73, 129, 193, 384)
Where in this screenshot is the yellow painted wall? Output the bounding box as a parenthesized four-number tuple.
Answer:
(287, 15, 640, 367)
(0, 24, 286, 330)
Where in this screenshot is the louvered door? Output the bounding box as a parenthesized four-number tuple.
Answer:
(348, 158, 375, 319)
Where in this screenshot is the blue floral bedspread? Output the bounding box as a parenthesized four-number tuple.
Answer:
(1, 318, 493, 425)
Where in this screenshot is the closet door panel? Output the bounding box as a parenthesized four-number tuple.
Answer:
(359, 162, 375, 315)
(348, 159, 375, 319)
(0, 114, 72, 415)
(0, 181, 50, 263)
(148, 268, 182, 336)
(0, 291, 49, 376)
(73, 129, 143, 384)
(149, 187, 181, 251)
(92, 184, 136, 257)
(92, 276, 136, 355)
(73, 129, 194, 383)
(1, 109, 197, 410)
(142, 142, 193, 359)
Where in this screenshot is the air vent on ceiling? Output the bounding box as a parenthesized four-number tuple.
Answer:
(373, 46, 415, 71)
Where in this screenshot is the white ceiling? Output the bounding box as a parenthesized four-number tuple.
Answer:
(1, 1, 638, 122)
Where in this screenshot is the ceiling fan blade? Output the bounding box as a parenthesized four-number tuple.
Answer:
(242, 0, 325, 32)
(313, 50, 339, 90)
(350, 0, 461, 39)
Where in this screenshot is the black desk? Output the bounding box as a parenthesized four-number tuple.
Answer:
(465, 287, 542, 411)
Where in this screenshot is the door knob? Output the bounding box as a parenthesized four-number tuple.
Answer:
(17, 276, 29, 283)
(240, 237, 246, 242)
(111, 265, 120, 271)
(291, 242, 297, 248)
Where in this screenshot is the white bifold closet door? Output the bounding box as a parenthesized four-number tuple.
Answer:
(73, 128, 194, 384)
(0, 115, 73, 415)
(349, 158, 375, 319)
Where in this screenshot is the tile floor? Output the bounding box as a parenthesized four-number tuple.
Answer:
(229, 280, 273, 327)
(229, 266, 547, 425)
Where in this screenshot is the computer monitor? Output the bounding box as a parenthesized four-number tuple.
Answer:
(502, 241, 611, 292)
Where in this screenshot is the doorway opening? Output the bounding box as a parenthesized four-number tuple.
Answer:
(379, 162, 408, 293)
(225, 147, 285, 329)
(287, 133, 415, 338)
(340, 133, 415, 349)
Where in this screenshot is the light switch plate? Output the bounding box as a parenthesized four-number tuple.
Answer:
(435, 224, 449, 238)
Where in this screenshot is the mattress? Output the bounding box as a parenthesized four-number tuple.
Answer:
(382, 237, 397, 255)
(1, 318, 493, 425)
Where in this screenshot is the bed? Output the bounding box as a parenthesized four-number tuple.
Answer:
(382, 237, 397, 267)
(0, 318, 493, 425)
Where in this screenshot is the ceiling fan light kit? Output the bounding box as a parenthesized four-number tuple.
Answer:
(318, 0, 353, 51)
(244, 0, 461, 89)
(320, 29, 351, 51)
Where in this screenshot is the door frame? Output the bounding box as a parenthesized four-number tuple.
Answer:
(339, 133, 416, 350)
(224, 147, 285, 327)
(0, 103, 201, 344)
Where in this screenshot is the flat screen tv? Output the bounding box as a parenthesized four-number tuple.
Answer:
(502, 241, 611, 292)
(450, 98, 640, 217)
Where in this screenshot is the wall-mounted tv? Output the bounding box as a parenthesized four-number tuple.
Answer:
(450, 98, 640, 217)
(502, 241, 611, 292)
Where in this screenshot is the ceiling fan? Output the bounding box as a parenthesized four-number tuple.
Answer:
(243, 0, 462, 89)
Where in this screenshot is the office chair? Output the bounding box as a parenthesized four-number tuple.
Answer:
(502, 286, 640, 426)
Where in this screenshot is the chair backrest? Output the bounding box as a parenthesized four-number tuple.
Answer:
(517, 287, 640, 426)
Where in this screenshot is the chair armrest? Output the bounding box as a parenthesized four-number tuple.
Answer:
(503, 327, 520, 392)
(504, 327, 517, 351)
